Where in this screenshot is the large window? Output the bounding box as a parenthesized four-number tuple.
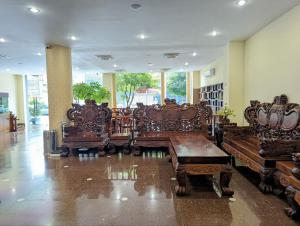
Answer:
(166, 72, 187, 104)
(116, 73, 161, 108)
(27, 74, 48, 127)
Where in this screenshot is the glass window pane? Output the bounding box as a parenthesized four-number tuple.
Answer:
(116, 73, 161, 108)
(166, 72, 187, 104)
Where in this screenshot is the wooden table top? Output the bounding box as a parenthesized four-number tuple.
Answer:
(170, 134, 230, 164)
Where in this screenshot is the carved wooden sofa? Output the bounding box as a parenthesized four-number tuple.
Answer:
(132, 98, 213, 156)
(222, 95, 300, 194)
(274, 154, 300, 219)
(61, 100, 112, 156)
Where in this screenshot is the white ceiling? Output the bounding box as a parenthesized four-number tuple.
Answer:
(0, 0, 299, 75)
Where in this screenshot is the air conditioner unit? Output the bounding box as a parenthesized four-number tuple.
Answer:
(203, 68, 216, 77)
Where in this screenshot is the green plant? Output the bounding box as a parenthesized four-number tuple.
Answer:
(217, 105, 235, 118)
(116, 73, 156, 107)
(72, 82, 110, 104)
(166, 72, 187, 97)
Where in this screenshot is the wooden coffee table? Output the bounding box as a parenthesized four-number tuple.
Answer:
(169, 134, 234, 197)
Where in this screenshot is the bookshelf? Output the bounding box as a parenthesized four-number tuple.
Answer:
(200, 83, 224, 113)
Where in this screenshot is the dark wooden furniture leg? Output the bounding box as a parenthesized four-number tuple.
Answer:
(259, 167, 274, 193)
(285, 186, 300, 220)
(133, 145, 141, 156)
(220, 168, 234, 196)
(123, 143, 131, 155)
(99, 146, 106, 156)
(107, 143, 117, 154)
(175, 165, 187, 196)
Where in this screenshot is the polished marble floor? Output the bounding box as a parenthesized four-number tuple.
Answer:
(0, 129, 298, 226)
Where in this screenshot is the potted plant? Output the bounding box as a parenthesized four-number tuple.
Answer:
(72, 82, 110, 104)
(216, 105, 235, 124)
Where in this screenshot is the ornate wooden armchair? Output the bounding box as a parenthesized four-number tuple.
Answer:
(223, 94, 300, 193)
(244, 94, 300, 157)
(61, 100, 112, 156)
(132, 98, 213, 155)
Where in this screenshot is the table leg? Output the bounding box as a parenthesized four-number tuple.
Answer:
(220, 168, 234, 196)
(175, 166, 187, 196)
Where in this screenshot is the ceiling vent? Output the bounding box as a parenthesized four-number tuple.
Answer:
(115, 69, 126, 73)
(96, 55, 113, 60)
(0, 54, 8, 60)
(160, 68, 171, 72)
(164, 53, 180, 59)
(131, 3, 142, 10)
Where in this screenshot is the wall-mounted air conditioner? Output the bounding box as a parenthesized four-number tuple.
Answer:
(203, 68, 216, 77)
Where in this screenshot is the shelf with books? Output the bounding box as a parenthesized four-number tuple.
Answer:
(200, 83, 223, 113)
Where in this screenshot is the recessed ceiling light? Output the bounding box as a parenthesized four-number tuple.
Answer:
(138, 34, 146, 40)
(235, 0, 247, 7)
(0, 38, 6, 43)
(36, 52, 42, 56)
(148, 63, 153, 67)
(209, 30, 219, 37)
(184, 62, 189, 66)
(131, 3, 142, 10)
(113, 64, 118, 68)
(70, 36, 77, 41)
(192, 52, 197, 57)
(28, 7, 40, 14)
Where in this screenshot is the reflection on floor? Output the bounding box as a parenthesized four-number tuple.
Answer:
(0, 130, 298, 226)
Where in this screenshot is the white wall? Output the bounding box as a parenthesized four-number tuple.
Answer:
(0, 73, 25, 123)
(201, 4, 300, 125)
(244, 3, 300, 104)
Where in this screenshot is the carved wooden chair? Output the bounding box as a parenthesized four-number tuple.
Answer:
(132, 98, 213, 155)
(223, 94, 300, 193)
(61, 100, 112, 156)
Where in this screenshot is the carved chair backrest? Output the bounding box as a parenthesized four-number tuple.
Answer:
(66, 100, 112, 136)
(133, 98, 212, 134)
(244, 94, 300, 141)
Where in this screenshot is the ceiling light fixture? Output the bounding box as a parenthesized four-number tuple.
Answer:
(28, 7, 40, 14)
(210, 30, 219, 37)
(113, 64, 118, 68)
(0, 38, 6, 43)
(36, 52, 42, 56)
(235, 0, 247, 7)
(138, 34, 146, 40)
(148, 63, 153, 67)
(192, 52, 197, 57)
(70, 36, 77, 41)
(184, 62, 189, 66)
